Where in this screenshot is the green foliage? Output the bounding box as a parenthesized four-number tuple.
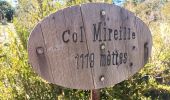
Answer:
(0, 25, 90, 99)
(0, 28, 54, 99)
(0, 1, 14, 21)
(14, 0, 63, 49)
(0, 1, 11, 13)
(1, 0, 170, 100)
(66, 0, 112, 5)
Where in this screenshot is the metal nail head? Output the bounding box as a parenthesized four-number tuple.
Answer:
(101, 10, 106, 16)
(100, 75, 105, 81)
(100, 43, 105, 50)
(36, 47, 44, 55)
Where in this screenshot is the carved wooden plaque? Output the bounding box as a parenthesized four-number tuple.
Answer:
(28, 3, 152, 89)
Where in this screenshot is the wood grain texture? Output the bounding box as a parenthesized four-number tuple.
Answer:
(28, 23, 54, 83)
(39, 6, 94, 89)
(80, 3, 152, 89)
(28, 3, 152, 89)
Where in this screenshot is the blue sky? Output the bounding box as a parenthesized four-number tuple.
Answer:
(113, 0, 125, 6)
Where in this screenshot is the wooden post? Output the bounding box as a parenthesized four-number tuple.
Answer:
(91, 89, 100, 100)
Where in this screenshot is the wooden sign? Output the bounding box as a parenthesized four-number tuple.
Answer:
(28, 3, 152, 90)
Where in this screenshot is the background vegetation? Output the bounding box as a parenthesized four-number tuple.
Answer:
(0, 0, 14, 22)
(0, 0, 170, 99)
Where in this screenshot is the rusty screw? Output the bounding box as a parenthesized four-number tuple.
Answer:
(36, 47, 44, 54)
(129, 62, 133, 67)
(100, 75, 105, 82)
(132, 46, 136, 50)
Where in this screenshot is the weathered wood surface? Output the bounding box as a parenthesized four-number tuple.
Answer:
(28, 3, 152, 89)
